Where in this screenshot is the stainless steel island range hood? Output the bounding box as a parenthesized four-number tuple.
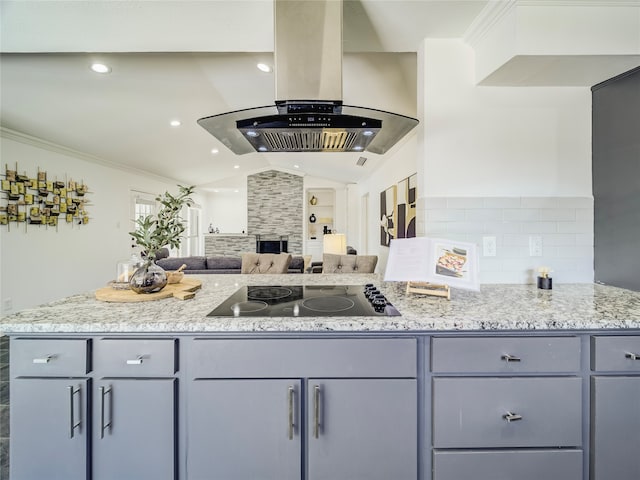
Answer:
(197, 0, 418, 154)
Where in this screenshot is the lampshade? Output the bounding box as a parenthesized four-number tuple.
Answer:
(323, 233, 347, 255)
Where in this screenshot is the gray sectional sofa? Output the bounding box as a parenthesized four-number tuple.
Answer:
(156, 255, 305, 274)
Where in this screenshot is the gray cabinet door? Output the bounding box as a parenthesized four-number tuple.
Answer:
(93, 379, 176, 480)
(307, 378, 417, 480)
(10, 378, 88, 480)
(592, 376, 640, 479)
(187, 379, 302, 480)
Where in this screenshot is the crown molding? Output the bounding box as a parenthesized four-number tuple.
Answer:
(464, 0, 640, 47)
(463, 1, 518, 48)
(0, 126, 183, 185)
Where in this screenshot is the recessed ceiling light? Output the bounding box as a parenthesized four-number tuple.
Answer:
(210, 148, 219, 154)
(234, 189, 239, 193)
(293, 164, 300, 169)
(170, 120, 181, 127)
(257, 63, 272, 73)
(233, 165, 240, 169)
(90, 63, 111, 74)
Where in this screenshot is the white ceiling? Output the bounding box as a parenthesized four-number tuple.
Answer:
(0, 0, 490, 189)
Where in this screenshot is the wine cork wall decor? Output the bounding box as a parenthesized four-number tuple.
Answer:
(0, 163, 91, 231)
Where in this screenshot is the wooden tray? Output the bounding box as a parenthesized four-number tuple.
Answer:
(95, 278, 202, 302)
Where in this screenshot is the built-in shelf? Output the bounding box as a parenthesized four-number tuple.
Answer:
(306, 188, 335, 261)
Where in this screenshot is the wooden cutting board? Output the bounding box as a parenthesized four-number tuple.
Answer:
(95, 278, 202, 302)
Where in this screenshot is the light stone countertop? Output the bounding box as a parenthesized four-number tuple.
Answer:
(1, 274, 640, 334)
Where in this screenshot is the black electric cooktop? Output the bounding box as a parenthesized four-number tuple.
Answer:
(207, 284, 401, 317)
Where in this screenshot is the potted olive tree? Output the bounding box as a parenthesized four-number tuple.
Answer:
(129, 185, 195, 293)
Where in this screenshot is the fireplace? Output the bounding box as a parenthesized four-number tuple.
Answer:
(255, 235, 288, 254)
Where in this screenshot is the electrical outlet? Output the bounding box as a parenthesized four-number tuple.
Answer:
(483, 236, 497, 257)
(529, 235, 543, 257)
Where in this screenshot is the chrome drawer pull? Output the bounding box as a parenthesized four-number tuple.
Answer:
(33, 355, 54, 364)
(126, 355, 145, 365)
(100, 386, 113, 438)
(501, 354, 521, 362)
(503, 412, 523, 422)
(287, 386, 295, 440)
(313, 385, 321, 439)
(625, 352, 640, 361)
(68, 385, 82, 439)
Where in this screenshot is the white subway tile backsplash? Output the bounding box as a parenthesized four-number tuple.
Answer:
(483, 222, 522, 234)
(445, 221, 485, 234)
(426, 209, 465, 222)
(465, 208, 503, 222)
(423, 197, 447, 209)
(521, 197, 559, 208)
(424, 221, 449, 235)
(575, 208, 594, 221)
(575, 233, 594, 246)
(417, 196, 594, 284)
(557, 221, 593, 234)
(541, 234, 577, 246)
(482, 197, 521, 208)
(557, 197, 593, 208)
(446, 198, 482, 209)
(539, 209, 576, 222)
(521, 222, 558, 234)
(503, 209, 540, 222)
(556, 245, 594, 259)
(502, 234, 530, 246)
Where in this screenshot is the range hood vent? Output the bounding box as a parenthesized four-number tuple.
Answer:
(197, 0, 418, 155)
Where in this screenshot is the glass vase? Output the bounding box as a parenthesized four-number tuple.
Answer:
(129, 261, 168, 294)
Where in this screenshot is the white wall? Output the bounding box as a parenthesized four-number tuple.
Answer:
(356, 39, 594, 282)
(203, 189, 248, 234)
(422, 39, 592, 197)
(0, 133, 202, 314)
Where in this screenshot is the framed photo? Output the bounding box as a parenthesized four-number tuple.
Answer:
(37, 171, 46, 182)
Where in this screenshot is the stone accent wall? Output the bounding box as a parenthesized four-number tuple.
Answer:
(247, 170, 303, 255)
(0, 336, 9, 478)
(204, 235, 255, 257)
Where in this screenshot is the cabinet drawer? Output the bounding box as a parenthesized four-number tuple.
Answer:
(591, 335, 640, 371)
(189, 338, 416, 378)
(432, 377, 582, 448)
(94, 338, 177, 376)
(11, 338, 89, 376)
(431, 336, 580, 373)
(433, 449, 583, 480)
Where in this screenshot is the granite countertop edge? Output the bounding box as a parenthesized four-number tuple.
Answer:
(2, 274, 640, 334)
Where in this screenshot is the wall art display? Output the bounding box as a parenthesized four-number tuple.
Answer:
(0, 163, 91, 231)
(396, 173, 417, 239)
(380, 184, 397, 246)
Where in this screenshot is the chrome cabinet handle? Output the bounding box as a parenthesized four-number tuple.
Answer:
(625, 352, 640, 360)
(126, 355, 145, 365)
(100, 386, 113, 439)
(287, 386, 295, 440)
(501, 354, 521, 362)
(33, 355, 54, 364)
(313, 385, 321, 439)
(68, 385, 82, 438)
(503, 411, 523, 422)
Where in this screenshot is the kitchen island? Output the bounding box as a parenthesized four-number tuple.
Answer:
(2, 274, 640, 480)
(2, 273, 640, 332)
